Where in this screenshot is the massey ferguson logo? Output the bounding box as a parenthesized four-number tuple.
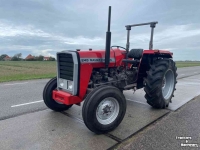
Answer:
(80, 58, 115, 63)
(81, 59, 90, 62)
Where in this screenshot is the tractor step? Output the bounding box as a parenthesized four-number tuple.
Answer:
(124, 83, 137, 90)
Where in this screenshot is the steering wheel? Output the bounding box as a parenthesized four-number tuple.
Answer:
(111, 46, 126, 50)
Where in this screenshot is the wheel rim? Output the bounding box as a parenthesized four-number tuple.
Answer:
(162, 69, 175, 100)
(96, 97, 119, 125)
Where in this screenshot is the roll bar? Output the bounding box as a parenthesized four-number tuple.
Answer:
(125, 21, 158, 55)
(125, 21, 158, 27)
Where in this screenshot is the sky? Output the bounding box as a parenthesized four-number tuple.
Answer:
(0, 0, 200, 60)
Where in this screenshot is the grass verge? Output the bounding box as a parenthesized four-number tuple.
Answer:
(0, 61, 56, 82)
(175, 61, 200, 68)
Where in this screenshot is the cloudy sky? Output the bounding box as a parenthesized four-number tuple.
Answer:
(0, 0, 199, 60)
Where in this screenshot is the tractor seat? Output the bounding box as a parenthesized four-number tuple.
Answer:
(128, 49, 143, 59)
(123, 49, 143, 67)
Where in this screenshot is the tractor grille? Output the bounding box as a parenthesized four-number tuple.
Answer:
(58, 53, 74, 81)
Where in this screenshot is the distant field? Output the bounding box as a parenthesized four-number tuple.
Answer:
(0, 61, 56, 82)
(175, 61, 200, 68)
(0, 61, 200, 82)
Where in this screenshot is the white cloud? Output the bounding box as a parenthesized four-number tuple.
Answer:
(0, 22, 50, 37)
(155, 24, 200, 43)
(32, 49, 55, 57)
(0, 21, 104, 47)
(0, 0, 200, 60)
(63, 36, 104, 45)
(121, 24, 200, 50)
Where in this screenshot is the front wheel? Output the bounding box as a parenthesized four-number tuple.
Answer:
(82, 86, 126, 134)
(144, 59, 177, 109)
(43, 77, 73, 111)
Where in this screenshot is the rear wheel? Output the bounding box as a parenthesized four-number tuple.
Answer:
(82, 86, 126, 134)
(144, 59, 177, 108)
(43, 77, 73, 111)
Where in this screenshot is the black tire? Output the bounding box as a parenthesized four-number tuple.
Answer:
(144, 59, 177, 109)
(82, 86, 126, 134)
(43, 77, 73, 111)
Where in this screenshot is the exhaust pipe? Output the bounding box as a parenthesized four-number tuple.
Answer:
(105, 6, 111, 68)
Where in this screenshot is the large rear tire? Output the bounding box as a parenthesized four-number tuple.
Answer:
(43, 77, 73, 111)
(82, 86, 126, 134)
(144, 59, 177, 109)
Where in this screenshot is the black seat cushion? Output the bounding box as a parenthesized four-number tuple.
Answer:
(128, 49, 143, 59)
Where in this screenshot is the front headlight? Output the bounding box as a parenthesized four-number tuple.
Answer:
(59, 78, 64, 87)
(67, 80, 73, 90)
(58, 78, 73, 91)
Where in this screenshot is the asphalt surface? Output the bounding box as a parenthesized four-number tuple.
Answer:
(177, 66, 200, 79)
(0, 79, 49, 120)
(0, 66, 200, 121)
(115, 95, 200, 150)
(0, 66, 199, 150)
(124, 74, 200, 111)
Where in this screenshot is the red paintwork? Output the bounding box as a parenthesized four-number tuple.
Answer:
(53, 48, 173, 105)
(143, 50, 173, 57)
(78, 49, 126, 67)
(53, 90, 82, 105)
(113, 49, 127, 66)
(79, 63, 93, 99)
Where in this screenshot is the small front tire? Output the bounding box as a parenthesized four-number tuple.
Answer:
(82, 86, 126, 134)
(43, 77, 73, 111)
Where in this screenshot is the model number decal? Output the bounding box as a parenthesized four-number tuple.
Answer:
(80, 58, 115, 63)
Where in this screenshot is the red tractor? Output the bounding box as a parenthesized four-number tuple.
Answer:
(43, 6, 177, 134)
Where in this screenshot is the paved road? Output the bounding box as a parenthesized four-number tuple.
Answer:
(0, 79, 49, 120)
(177, 66, 200, 79)
(0, 66, 200, 150)
(0, 66, 200, 121)
(115, 95, 200, 150)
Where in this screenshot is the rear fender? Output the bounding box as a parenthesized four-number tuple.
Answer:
(143, 50, 173, 58)
(136, 50, 173, 89)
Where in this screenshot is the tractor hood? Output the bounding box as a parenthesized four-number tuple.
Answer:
(77, 48, 126, 67)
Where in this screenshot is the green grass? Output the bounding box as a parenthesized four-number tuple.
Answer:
(0, 61, 200, 82)
(175, 61, 200, 68)
(0, 61, 56, 82)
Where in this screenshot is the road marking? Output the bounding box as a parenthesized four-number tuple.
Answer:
(4, 82, 28, 86)
(180, 74, 185, 76)
(126, 98, 148, 105)
(11, 100, 43, 107)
